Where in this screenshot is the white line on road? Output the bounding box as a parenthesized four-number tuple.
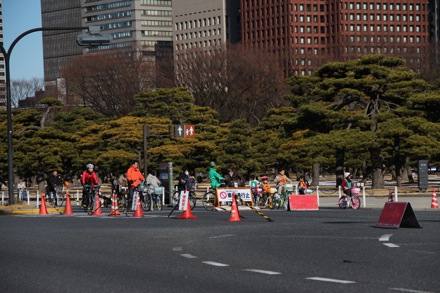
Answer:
(243, 269, 281, 275)
(383, 243, 400, 248)
(209, 234, 234, 239)
(389, 288, 437, 293)
(172, 247, 183, 251)
(180, 254, 198, 259)
(202, 261, 230, 267)
(379, 234, 394, 242)
(307, 277, 356, 284)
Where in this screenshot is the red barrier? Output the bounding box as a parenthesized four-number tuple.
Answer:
(289, 195, 319, 211)
(376, 202, 421, 229)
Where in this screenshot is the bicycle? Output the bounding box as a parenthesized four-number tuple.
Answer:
(46, 186, 65, 207)
(117, 185, 129, 212)
(338, 185, 361, 210)
(145, 186, 163, 211)
(272, 183, 294, 210)
(172, 187, 197, 210)
(259, 187, 277, 209)
(132, 182, 150, 212)
(82, 184, 101, 214)
(201, 181, 230, 211)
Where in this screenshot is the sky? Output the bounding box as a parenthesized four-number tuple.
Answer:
(3, 0, 44, 80)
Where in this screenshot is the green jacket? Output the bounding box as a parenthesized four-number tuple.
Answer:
(209, 167, 224, 189)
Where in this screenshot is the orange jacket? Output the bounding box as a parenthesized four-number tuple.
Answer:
(126, 166, 145, 188)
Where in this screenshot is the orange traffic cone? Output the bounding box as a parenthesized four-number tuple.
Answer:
(109, 191, 120, 216)
(92, 193, 103, 216)
(228, 193, 241, 222)
(178, 197, 197, 219)
(64, 192, 74, 215)
(39, 193, 48, 215)
(133, 193, 144, 217)
(431, 189, 438, 209)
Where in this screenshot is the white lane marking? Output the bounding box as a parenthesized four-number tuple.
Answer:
(209, 234, 234, 239)
(383, 243, 400, 248)
(172, 247, 183, 252)
(390, 288, 436, 293)
(202, 261, 230, 267)
(379, 234, 393, 242)
(307, 277, 355, 284)
(243, 269, 281, 275)
(180, 254, 198, 259)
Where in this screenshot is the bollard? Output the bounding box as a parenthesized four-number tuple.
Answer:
(316, 186, 320, 207)
(1, 192, 4, 206)
(76, 190, 80, 205)
(394, 186, 398, 202)
(27, 190, 30, 205)
(362, 186, 366, 208)
(338, 185, 342, 199)
(36, 191, 40, 208)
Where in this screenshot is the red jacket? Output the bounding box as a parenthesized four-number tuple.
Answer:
(126, 166, 144, 188)
(81, 170, 99, 186)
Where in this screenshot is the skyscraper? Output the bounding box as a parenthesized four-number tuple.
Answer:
(241, 0, 431, 76)
(41, 0, 173, 100)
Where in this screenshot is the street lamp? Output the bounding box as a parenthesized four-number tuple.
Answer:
(1, 26, 112, 205)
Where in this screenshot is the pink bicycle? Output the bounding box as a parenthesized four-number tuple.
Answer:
(338, 184, 361, 210)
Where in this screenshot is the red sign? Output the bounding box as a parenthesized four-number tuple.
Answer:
(289, 195, 319, 211)
(376, 202, 421, 228)
(184, 124, 195, 138)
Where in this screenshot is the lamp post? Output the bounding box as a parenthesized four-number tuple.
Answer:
(1, 26, 111, 205)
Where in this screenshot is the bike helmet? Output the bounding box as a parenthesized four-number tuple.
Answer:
(86, 163, 94, 169)
(261, 175, 268, 180)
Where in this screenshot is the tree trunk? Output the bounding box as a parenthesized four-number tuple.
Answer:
(370, 146, 384, 188)
(311, 162, 320, 186)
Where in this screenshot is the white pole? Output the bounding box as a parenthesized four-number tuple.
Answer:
(36, 191, 39, 208)
(77, 190, 80, 205)
(1, 192, 4, 206)
(338, 185, 342, 199)
(162, 188, 165, 206)
(295, 185, 298, 195)
(27, 190, 30, 205)
(362, 186, 366, 208)
(394, 186, 398, 202)
(316, 186, 320, 207)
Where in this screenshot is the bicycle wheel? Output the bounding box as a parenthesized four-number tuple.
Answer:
(272, 193, 281, 209)
(338, 196, 348, 209)
(188, 191, 197, 210)
(141, 193, 151, 211)
(172, 191, 180, 207)
(87, 194, 95, 215)
(56, 192, 65, 207)
(351, 196, 361, 210)
(154, 195, 163, 211)
(203, 191, 216, 211)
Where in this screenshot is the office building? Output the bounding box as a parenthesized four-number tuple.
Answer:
(41, 0, 173, 101)
(241, 0, 431, 76)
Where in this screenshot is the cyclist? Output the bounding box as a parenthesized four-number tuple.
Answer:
(260, 175, 272, 208)
(249, 175, 260, 205)
(46, 170, 63, 206)
(126, 160, 145, 209)
(176, 166, 189, 193)
(81, 164, 99, 207)
(209, 161, 224, 190)
(298, 175, 310, 194)
(224, 164, 244, 187)
(274, 168, 293, 195)
(341, 172, 352, 196)
(146, 169, 161, 196)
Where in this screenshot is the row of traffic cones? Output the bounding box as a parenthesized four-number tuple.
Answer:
(38, 191, 246, 219)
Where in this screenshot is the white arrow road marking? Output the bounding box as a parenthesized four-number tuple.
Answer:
(379, 234, 393, 241)
(202, 261, 229, 267)
(307, 277, 355, 284)
(390, 288, 436, 293)
(243, 269, 281, 275)
(180, 254, 198, 259)
(172, 247, 182, 251)
(383, 243, 400, 248)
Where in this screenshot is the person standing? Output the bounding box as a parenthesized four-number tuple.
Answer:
(176, 166, 189, 193)
(126, 160, 145, 209)
(224, 164, 244, 187)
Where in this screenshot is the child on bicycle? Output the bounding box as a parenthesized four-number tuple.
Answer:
(260, 176, 272, 208)
(341, 172, 352, 196)
(298, 175, 310, 194)
(274, 168, 293, 195)
(249, 175, 260, 206)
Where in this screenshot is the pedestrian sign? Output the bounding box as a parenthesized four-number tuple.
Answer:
(174, 124, 195, 138)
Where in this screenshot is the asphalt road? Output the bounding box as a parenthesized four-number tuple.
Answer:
(1, 207, 439, 293)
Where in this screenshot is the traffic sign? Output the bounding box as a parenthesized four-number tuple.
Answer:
(174, 125, 184, 138)
(185, 124, 195, 138)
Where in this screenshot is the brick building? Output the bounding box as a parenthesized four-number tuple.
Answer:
(241, 0, 431, 76)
